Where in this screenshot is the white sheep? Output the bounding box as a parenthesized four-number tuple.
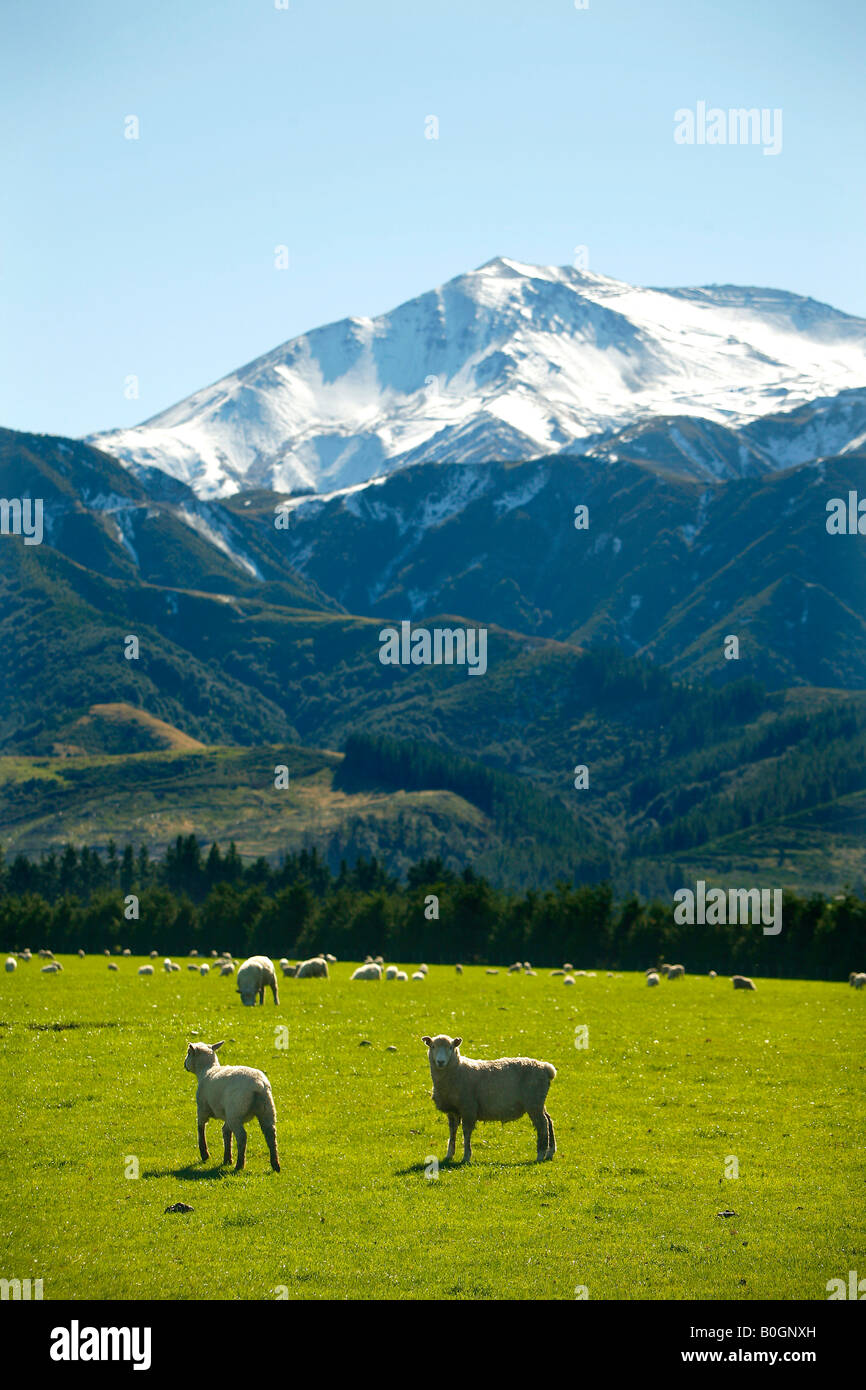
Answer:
(666, 964, 685, 980)
(412, 970, 425, 981)
(418, 964, 428, 974)
(421, 1033, 557, 1164)
(138, 964, 154, 976)
(351, 963, 382, 980)
(280, 961, 296, 977)
(486, 969, 499, 975)
(108, 962, 119, 971)
(149, 950, 158, 958)
(163, 959, 173, 973)
(850, 972, 865, 990)
(187, 963, 199, 972)
(550, 969, 565, 976)
(563, 976, 575, 986)
(647, 972, 660, 987)
(169, 963, 181, 973)
(455, 964, 463, 975)
(849, 971, 864, 987)
(278, 958, 290, 971)
(507, 963, 522, 973)
(5, 957, 17, 972)
(732, 975, 756, 990)
(294, 957, 329, 979)
(325, 953, 337, 963)
(709, 970, 717, 978)
(563, 963, 574, 971)
(385, 965, 399, 980)
(395, 970, 408, 981)
(78, 949, 85, 958)
(236, 955, 279, 1006)
(220, 962, 235, 976)
(41, 962, 62, 973)
(183, 1041, 280, 1172)
(122, 948, 131, 956)
(199, 963, 210, 976)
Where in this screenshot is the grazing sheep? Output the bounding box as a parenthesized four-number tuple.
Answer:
(280, 961, 296, 977)
(659, 963, 671, 976)
(525, 970, 537, 977)
(38, 949, 53, 958)
(220, 963, 235, 976)
(666, 964, 685, 980)
(851, 972, 866, 990)
(523, 962, 531, 971)
(236, 955, 279, 1007)
(187, 964, 199, 972)
(149, 950, 158, 958)
(184, 1041, 279, 1173)
(646, 972, 660, 987)
(189, 950, 198, 958)
(351, 963, 382, 981)
(18, 950, 31, 961)
(295, 957, 329, 979)
(849, 971, 864, 987)
(104, 949, 110, 956)
(421, 1033, 556, 1164)
(108, 962, 119, 971)
(385, 966, 399, 980)
(41, 962, 62, 973)
(551, 969, 565, 977)
(164, 959, 173, 972)
(508, 963, 522, 973)
(138, 964, 154, 976)
(278, 958, 290, 971)
(732, 975, 756, 991)
(563, 963, 574, 972)
(709, 970, 717, 978)
(418, 964, 429, 975)
(395, 970, 408, 981)
(5, 957, 17, 972)
(77, 949, 85, 958)
(573, 970, 588, 977)
(169, 963, 181, 973)
(563, 976, 575, 986)
(486, 969, 499, 975)
(455, 964, 463, 975)
(210, 950, 218, 958)
(122, 948, 131, 957)
(412, 970, 425, 981)
(374, 955, 384, 966)
(199, 963, 210, 976)
(325, 953, 337, 963)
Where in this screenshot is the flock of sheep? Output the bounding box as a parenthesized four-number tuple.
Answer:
(5, 948, 864, 1171)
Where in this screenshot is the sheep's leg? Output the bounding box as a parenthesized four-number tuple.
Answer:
(461, 1112, 476, 1164)
(233, 1126, 247, 1171)
(530, 1107, 550, 1161)
(445, 1112, 459, 1163)
(271, 982, 279, 1005)
(545, 1111, 556, 1160)
(197, 1117, 209, 1161)
(259, 1117, 280, 1172)
(222, 1122, 233, 1165)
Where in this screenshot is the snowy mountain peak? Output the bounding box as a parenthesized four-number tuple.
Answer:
(90, 259, 866, 499)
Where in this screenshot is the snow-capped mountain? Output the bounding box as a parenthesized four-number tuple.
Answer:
(91, 257, 866, 498)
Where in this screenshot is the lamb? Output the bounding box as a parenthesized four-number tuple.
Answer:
(236, 955, 279, 1006)
(295, 957, 329, 979)
(666, 964, 685, 980)
(732, 975, 756, 991)
(385, 966, 399, 980)
(220, 963, 235, 976)
(183, 1041, 279, 1172)
(351, 963, 382, 981)
(138, 964, 154, 976)
(646, 972, 660, 986)
(5, 957, 17, 972)
(421, 1033, 557, 1164)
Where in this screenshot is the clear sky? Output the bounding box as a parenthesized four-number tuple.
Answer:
(1, 0, 863, 438)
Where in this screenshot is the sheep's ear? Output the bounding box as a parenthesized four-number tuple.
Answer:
(452, 1037, 462, 1049)
(211, 1040, 225, 1051)
(421, 1035, 432, 1047)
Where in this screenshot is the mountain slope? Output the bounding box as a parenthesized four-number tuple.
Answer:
(90, 258, 866, 497)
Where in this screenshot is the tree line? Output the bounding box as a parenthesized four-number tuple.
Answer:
(0, 837, 863, 979)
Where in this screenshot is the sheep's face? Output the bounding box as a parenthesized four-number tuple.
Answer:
(422, 1034, 462, 1070)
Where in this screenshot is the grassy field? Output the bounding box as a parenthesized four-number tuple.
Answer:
(1, 957, 863, 1301)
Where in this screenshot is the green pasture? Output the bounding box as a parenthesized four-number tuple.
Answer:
(1, 957, 863, 1300)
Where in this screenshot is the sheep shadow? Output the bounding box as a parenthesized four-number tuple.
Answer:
(142, 1163, 231, 1181)
(395, 1157, 541, 1176)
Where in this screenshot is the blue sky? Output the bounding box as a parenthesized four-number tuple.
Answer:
(2, 0, 863, 438)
